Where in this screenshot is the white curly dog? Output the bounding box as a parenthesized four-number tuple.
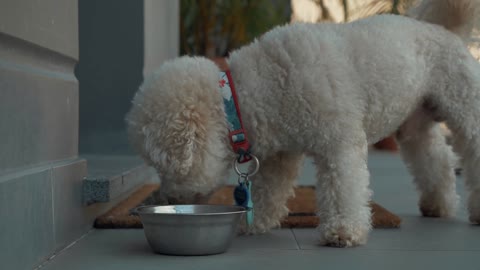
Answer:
(126, 0, 480, 247)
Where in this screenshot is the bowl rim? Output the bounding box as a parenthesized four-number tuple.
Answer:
(134, 204, 247, 216)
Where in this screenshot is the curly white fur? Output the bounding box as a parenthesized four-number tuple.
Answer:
(127, 0, 480, 247)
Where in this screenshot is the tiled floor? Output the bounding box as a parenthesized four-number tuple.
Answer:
(39, 151, 480, 270)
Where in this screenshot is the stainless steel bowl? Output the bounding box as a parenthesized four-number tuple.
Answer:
(135, 204, 246, 255)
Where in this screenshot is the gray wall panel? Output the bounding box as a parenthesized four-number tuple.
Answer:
(0, 0, 78, 58)
(0, 34, 78, 172)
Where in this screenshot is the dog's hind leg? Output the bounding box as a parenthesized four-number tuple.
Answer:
(239, 151, 304, 234)
(313, 132, 372, 247)
(441, 99, 480, 224)
(432, 61, 480, 224)
(395, 109, 458, 218)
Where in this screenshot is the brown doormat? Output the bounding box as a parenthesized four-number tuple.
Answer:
(95, 184, 401, 229)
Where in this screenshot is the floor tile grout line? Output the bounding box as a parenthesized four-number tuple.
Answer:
(290, 228, 302, 250)
(34, 229, 94, 269)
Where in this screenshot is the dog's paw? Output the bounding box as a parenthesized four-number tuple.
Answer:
(318, 223, 370, 248)
(468, 191, 480, 225)
(420, 205, 451, 218)
(236, 224, 268, 235)
(419, 191, 458, 218)
(469, 214, 480, 225)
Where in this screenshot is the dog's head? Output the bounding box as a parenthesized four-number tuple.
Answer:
(126, 57, 235, 204)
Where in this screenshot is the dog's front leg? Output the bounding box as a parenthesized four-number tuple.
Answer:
(314, 138, 372, 247)
(237, 152, 304, 234)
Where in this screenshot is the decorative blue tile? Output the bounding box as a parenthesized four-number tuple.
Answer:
(82, 177, 113, 204)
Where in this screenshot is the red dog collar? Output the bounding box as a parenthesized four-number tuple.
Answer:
(219, 70, 252, 163)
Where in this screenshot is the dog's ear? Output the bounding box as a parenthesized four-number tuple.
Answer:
(142, 103, 208, 177)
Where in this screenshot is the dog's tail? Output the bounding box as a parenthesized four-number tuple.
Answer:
(407, 0, 480, 42)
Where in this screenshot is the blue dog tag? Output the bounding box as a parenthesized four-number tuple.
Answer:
(234, 181, 254, 227)
(234, 182, 250, 207)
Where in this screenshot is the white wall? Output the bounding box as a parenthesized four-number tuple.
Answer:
(144, 0, 180, 77)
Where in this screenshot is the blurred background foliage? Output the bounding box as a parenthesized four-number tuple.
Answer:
(180, 0, 291, 57)
(179, 0, 417, 58)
